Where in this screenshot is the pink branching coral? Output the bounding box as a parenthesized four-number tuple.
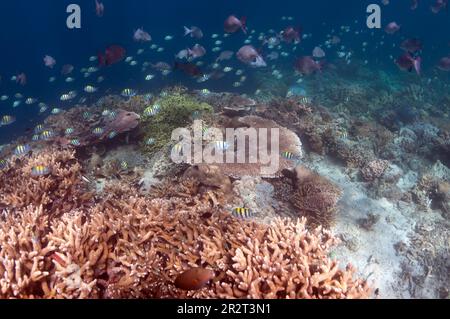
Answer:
(0, 148, 93, 216)
(0, 147, 370, 299)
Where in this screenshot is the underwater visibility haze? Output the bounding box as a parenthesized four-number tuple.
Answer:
(0, 0, 449, 300)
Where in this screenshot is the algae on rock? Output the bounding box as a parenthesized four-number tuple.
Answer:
(141, 91, 213, 154)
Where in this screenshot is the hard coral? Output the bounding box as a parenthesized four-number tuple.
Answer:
(209, 116, 303, 179)
(0, 148, 92, 216)
(0, 152, 370, 299)
(290, 166, 342, 228)
(360, 160, 390, 182)
(45, 106, 140, 147)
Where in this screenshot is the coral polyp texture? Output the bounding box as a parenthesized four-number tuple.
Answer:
(0, 148, 370, 299)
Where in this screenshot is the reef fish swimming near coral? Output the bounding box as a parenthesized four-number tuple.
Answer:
(232, 207, 255, 219)
(31, 165, 51, 177)
(174, 268, 216, 291)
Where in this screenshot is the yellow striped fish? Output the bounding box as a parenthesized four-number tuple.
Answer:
(31, 165, 51, 177)
(232, 208, 254, 219)
(40, 130, 54, 140)
(281, 151, 301, 161)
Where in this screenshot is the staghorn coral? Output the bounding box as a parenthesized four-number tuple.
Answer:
(0, 148, 370, 299)
(0, 148, 93, 216)
(215, 218, 371, 299)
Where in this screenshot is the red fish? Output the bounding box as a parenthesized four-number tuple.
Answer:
(400, 38, 422, 54)
(396, 53, 421, 75)
(282, 26, 301, 44)
(224, 15, 247, 34)
(98, 45, 126, 67)
(174, 62, 203, 77)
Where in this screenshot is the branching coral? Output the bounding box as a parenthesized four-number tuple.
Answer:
(215, 218, 370, 299)
(0, 148, 370, 299)
(360, 160, 390, 182)
(0, 148, 93, 216)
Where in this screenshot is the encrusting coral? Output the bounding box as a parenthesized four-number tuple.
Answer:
(0, 147, 371, 299)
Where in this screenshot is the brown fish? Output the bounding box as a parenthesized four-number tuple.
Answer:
(174, 268, 215, 291)
(224, 15, 247, 34)
(174, 62, 203, 77)
(400, 38, 422, 54)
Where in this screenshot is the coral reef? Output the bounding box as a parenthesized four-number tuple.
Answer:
(0, 147, 370, 299)
(290, 166, 342, 228)
(0, 148, 93, 216)
(141, 89, 213, 154)
(44, 106, 140, 148)
(206, 115, 303, 179)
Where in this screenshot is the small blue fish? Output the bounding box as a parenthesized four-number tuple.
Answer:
(70, 139, 81, 146)
(31, 165, 51, 177)
(34, 124, 45, 134)
(51, 108, 62, 115)
(82, 111, 91, 119)
(120, 160, 128, 170)
(65, 128, 75, 135)
(0, 115, 16, 126)
(32, 134, 40, 142)
(0, 159, 7, 170)
(214, 141, 230, 151)
(192, 110, 202, 120)
(143, 104, 161, 117)
(146, 137, 155, 145)
(14, 144, 31, 156)
(108, 131, 118, 139)
(281, 151, 301, 162)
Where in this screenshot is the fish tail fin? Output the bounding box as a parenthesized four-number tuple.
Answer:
(413, 56, 422, 75)
(183, 26, 191, 36)
(240, 16, 248, 34)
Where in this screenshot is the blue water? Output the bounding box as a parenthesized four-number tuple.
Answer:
(0, 0, 449, 143)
